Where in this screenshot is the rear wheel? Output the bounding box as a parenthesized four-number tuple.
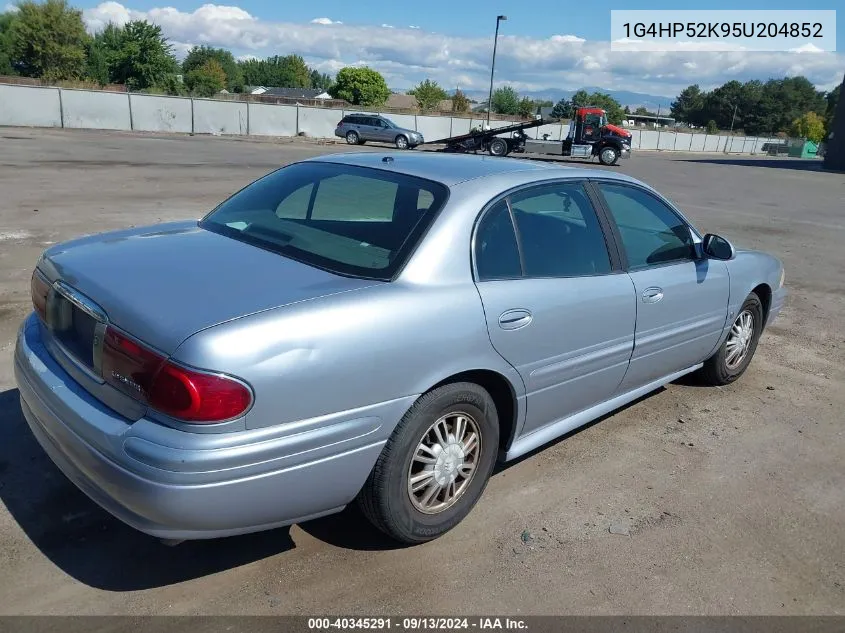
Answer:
(598, 145, 619, 165)
(357, 382, 499, 544)
(395, 135, 409, 150)
(489, 138, 508, 156)
(345, 130, 360, 145)
(698, 293, 763, 385)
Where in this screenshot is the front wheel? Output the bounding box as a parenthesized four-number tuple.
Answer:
(598, 146, 620, 166)
(698, 292, 764, 385)
(395, 135, 409, 150)
(357, 382, 499, 544)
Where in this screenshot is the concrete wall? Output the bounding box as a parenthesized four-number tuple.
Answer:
(0, 85, 62, 127)
(415, 115, 452, 142)
(129, 94, 192, 133)
(298, 107, 339, 138)
(249, 103, 297, 137)
(0, 84, 786, 155)
(193, 98, 247, 135)
(61, 89, 131, 131)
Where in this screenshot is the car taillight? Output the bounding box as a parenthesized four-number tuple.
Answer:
(31, 270, 50, 321)
(101, 326, 252, 423)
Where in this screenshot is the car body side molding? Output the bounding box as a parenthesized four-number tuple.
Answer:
(502, 362, 703, 461)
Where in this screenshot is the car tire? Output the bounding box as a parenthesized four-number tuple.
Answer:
(395, 135, 409, 150)
(357, 382, 499, 544)
(598, 146, 619, 166)
(489, 138, 508, 156)
(346, 130, 360, 145)
(698, 292, 764, 386)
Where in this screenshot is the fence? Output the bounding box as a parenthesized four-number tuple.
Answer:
(0, 83, 782, 154)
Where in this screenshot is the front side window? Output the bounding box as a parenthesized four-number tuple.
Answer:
(508, 182, 612, 278)
(201, 162, 449, 280)
(596, 182, 695, 269)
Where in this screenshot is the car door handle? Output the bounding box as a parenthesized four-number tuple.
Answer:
(498, 309, 533, 330)
(641, 287, 664, 303)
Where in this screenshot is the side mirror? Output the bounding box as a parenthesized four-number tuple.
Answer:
(702, 233, 735, 260)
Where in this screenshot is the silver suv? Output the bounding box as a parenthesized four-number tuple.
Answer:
(335, 113, 424, 149)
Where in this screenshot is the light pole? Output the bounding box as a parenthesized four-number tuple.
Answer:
(486, 15, 507, 126)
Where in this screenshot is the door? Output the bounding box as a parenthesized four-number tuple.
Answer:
(369, 117, 391, 142)
(473, 182, 637, 435)
(593, 181, 730, 390)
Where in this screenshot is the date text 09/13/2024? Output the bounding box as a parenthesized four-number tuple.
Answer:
(307, 617, 528, 630)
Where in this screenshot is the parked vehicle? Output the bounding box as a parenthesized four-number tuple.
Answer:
(16, 152, 786, 544)
(335, 113, 423, 149)
(524, 107, 632, 165)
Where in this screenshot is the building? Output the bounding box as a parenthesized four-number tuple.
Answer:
(623, 113, 676, 128)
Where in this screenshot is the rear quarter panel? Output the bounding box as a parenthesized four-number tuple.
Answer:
(171, 281, 523, 434)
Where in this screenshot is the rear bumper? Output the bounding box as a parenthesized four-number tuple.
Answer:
(14, 314, 408, 539)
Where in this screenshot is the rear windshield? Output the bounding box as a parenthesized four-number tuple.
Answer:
(200, 161, 449, 280)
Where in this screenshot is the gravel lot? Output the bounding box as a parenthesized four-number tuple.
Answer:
(0, 128, 843, 615)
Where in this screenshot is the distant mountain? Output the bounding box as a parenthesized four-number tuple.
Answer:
(452, 87, 674, 112)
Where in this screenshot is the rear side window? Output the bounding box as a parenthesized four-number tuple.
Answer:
(476, 201, 522, 280)
(201, 162, 449, 280)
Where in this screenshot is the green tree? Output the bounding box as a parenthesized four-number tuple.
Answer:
(185, 58, 226, 97)
(705, 119, 719, 134)
(183, 45, 243, 92)
(634, 106, 651, 115)
(790, 111, 825, 143)
(84, 22, 121, 84)
(408, 78, 448, 111)
(623, 105, 631, 115)
(0, 11, 18, 75)
(825, 82, 841, 137)
(240, 54, 312, 88)
(108, 20, 177, 90)
(309, 68, 332, 91)
(490, 86, 520, 115)
(551, 98, 572, 120)
(570, 89, 590, 107)
(517, 96, 535, 118)
(670, 85, 705, 124)
(9, 0, 88, 80)
(824, 75, 845, 170)
(452, 88, 470, 113)
(330, 66, 389, 106)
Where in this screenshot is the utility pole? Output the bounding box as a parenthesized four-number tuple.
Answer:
(486, 15, 507, 126)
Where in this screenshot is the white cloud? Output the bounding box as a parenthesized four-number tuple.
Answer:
(310, 17, 342, 25)
(789, 43, 825, 54)
(4, 3, 20, 12)
(409, 25, 420, 30)
(80, 2, 845, 95)
(381, 24, 394, 29)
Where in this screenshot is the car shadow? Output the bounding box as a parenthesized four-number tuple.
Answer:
(0, 387, 296, 592)
(1, 382, 673, 590)
(677, 157, 826, 172)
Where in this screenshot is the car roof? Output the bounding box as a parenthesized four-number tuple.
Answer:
(303, 151, 640, 187)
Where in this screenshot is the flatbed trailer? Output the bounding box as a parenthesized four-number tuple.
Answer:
(428, 119, 547, 157)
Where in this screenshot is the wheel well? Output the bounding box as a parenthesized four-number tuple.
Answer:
(430, 370, 517, 452)
(751, 283, 772, 325)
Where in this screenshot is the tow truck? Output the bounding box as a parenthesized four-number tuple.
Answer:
(429, 106, 632, 165)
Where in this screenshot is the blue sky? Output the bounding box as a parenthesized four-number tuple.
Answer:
(75, 1, 845, 99)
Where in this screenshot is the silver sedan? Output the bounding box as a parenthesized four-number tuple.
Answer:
(15, 152, 786, 544)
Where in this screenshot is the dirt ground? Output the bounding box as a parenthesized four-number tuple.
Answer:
(0, 128, 843, 616)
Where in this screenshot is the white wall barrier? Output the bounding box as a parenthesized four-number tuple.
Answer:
(192, 98, 247, 135)
(0, 84, 785, 154)
(248, 103, 297, 137)
(639, 130, 659, 150)
(297, 106, 339, 138)
(0, 84, 62, 127)
(415, 115, 452, 142)
(129, 94, 192, 133)
(61, 88, 131, 131)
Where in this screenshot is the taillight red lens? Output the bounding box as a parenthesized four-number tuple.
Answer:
(31, 270, 50, 321)
(101, 325, 252, 423)
(148, 363, 252, 422)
